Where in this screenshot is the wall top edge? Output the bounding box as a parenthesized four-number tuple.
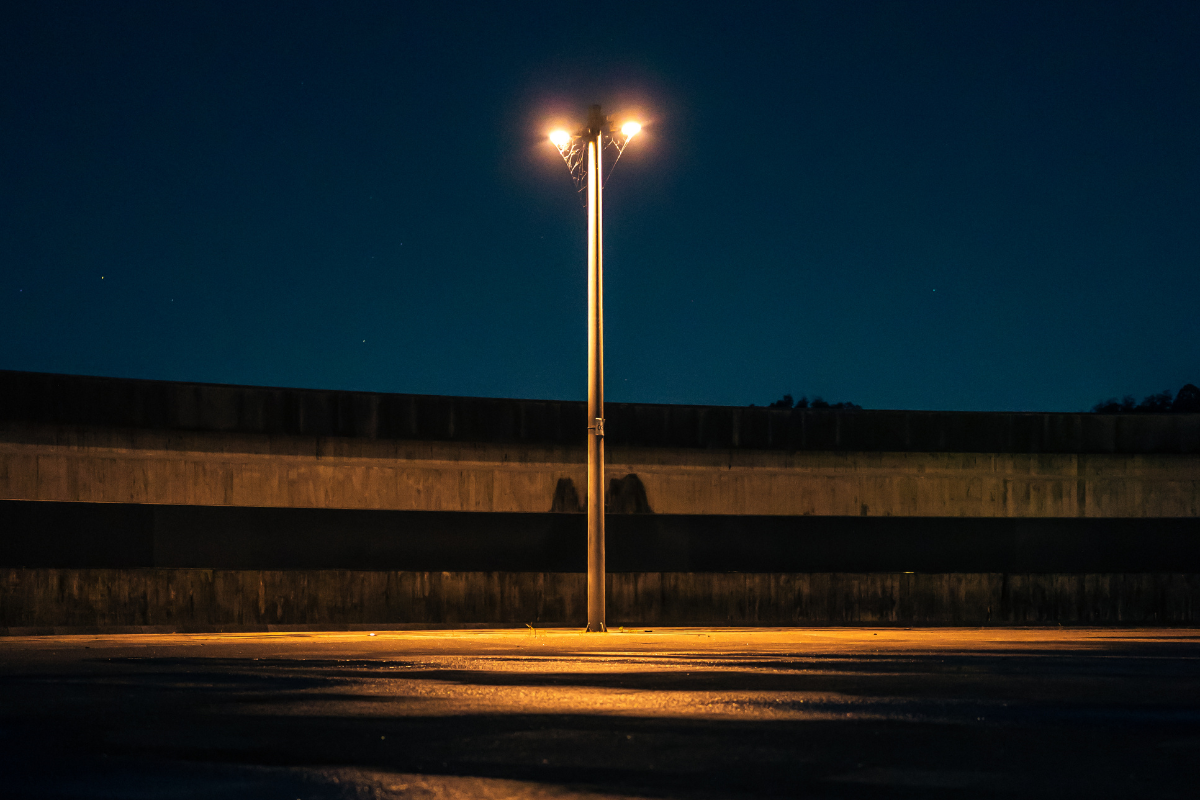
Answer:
(2, 370, 1198, 454)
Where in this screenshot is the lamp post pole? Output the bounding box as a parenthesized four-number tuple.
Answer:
(584, 105, 606, 633)
(549, 106, 640, 633)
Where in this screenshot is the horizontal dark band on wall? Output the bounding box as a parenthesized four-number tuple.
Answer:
(3, 501, 1199, 573)
(3, 370, 1197, 453)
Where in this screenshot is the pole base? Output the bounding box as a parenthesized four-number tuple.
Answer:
(585, 622, 607, 632)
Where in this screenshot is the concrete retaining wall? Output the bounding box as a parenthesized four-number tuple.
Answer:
(3, 569, 1196, 631)
(3, 371, 1199, 521)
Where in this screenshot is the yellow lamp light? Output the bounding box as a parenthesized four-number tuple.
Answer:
(620, 121, 641, 138)
(549, 130, 571, 147)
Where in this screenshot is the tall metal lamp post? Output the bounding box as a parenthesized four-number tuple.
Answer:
(550, 106, 641, 633)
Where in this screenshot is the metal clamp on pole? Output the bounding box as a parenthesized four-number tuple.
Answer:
(589, 417, 605, 437)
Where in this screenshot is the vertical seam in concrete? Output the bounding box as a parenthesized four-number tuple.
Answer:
(1076, 454, 1087, 518)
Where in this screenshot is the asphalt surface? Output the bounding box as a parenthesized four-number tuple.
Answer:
(0, 627, 1198, 799)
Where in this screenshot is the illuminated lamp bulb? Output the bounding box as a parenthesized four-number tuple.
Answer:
(549, 130, 571, 147)
(620, 121, 641, 138)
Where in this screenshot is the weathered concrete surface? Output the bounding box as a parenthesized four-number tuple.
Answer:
(3, 422, 1198, 517)
(2, 370, 1199, 519)
(3, 568, 1197, 631)
(1, 629, 1198, 798)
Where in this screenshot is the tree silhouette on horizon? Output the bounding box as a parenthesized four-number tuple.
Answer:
(1093, 384, 1199, 413)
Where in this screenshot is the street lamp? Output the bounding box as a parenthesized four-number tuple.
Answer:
(550, 105, 642, 633)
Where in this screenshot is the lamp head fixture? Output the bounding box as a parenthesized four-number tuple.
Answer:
(549, 107, 643, 147)
(549, 105, 643, 195)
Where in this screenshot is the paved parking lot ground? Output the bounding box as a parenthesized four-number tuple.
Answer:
(1, 627, 1198, 798)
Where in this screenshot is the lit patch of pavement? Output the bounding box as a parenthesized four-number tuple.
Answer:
(1, 628, 1198, 798)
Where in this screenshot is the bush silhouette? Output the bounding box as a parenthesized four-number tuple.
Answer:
(1092, 384, 1199, 413)
(762, 394, 861, 410)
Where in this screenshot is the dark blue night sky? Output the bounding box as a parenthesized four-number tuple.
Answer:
(3, 2, 1198, 411)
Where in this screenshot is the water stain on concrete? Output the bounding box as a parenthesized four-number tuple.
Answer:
(550, 479, 582, 513)
(607, 474, 652, 514)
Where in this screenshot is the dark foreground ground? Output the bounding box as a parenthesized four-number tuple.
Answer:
(0, 628, 1197, 799)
